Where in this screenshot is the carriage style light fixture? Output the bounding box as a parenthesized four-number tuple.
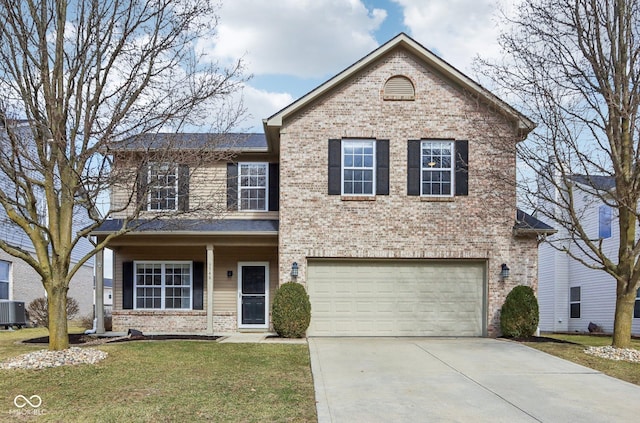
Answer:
(291, 262, 299, 278)
(501, 263, 510, 280)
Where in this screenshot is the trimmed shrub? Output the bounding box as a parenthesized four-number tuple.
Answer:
(500, 285, 539, 338)
(27, 296, 80, 328)
(272, 282, 311, 338)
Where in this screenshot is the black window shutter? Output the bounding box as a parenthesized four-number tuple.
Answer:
(269, 163, 279, 211)
(376, 140, 389, 195)
(136, 164, 148, 208)
(123, 261, 134, 310)
(407, 140, 421, 196)
(227, 163, 238, 210)
(192, 261, 204, 310)
(455, 140, 469, 196)
(328, 139, 341, 195)
(178, 164, 189, 211)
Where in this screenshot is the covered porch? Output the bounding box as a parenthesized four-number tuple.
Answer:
(92, 219, 278, 334)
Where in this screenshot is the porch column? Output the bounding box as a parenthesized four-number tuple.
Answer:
(206, 244, 214, 333)
(95, 248, 105, 334)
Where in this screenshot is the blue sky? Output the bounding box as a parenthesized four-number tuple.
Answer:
(205, 0, 515, 132)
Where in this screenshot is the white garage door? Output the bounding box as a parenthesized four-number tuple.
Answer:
(307, 260, 485, 336)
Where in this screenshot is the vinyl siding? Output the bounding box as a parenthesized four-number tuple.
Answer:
(539, 183, 640, 335)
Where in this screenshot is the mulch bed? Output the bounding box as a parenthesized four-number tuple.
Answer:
(501, 336, 578, 344)
(23, 334, 220, 344)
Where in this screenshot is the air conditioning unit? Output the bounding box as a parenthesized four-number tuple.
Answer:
(0, 300, 27, 328)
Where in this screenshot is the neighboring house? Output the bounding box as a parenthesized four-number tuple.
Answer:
(0, 120, 95, 319)
(93, 277, 113, 315)
(538, 175, 640, 335)
(92, 33, 553, 336)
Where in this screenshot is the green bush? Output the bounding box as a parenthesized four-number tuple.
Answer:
(500, 285, 539, 338)
(272, 282, 311, 338)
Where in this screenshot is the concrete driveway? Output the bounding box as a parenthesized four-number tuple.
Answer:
(308, 338, 640, 422)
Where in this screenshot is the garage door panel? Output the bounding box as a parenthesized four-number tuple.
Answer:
(308, 260, 485, 337)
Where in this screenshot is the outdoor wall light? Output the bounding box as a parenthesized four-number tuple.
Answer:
(501, 263, 510, 280)
(227, 270, 233, 278)
(291, 262, 299, 278)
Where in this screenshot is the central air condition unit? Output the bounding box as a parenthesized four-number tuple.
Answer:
(0, 300, 27, 327)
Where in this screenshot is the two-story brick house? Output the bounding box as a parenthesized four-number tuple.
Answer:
(93, 33, 553, 336)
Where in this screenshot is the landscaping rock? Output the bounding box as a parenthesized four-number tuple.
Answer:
(584, 346, 640, 363)
(0, 347, 107, 370)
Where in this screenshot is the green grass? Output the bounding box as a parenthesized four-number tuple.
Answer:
(524, 334, 640, 386)
(0, 329, 317, 422)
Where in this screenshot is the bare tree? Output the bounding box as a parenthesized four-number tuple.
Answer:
(479, 0, 640, 347)
(0, 0, 247, 350)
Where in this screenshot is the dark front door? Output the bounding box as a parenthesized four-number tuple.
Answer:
(240, 265, 266, 325)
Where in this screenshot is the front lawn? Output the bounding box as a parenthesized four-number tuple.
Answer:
(0, 328, 317, 422)
(523, 334, 640, 386)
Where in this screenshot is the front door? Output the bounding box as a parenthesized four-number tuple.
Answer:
(238, 262, 269, 328)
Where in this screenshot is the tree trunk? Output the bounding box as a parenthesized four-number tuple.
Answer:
(611, 288, 635, 349)
(47, 285, 69, 350)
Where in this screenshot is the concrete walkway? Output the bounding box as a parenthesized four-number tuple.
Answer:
(309, 337, 640, 423)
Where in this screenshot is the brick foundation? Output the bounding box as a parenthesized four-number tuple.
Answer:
(112, 310, 237, 333)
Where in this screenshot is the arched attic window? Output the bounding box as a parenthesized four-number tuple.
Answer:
(383, 75, 415, 100)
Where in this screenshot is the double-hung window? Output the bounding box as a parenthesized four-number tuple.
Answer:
(634, 288, 640, 318)
(148, 163, 178, 211)
(342, 140, 375, 195)
(0, 260, 9, 299)
(134, 262, 192, 309)
(598, 205, 612, 239)
(570, 286, 581, 318)
(421, 140, 454, 196)
(239, 163, 268, 211)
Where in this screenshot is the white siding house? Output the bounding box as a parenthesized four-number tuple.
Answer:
(538, 175, 640, 335)
(0, 120, 95, 320)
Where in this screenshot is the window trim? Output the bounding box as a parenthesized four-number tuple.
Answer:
(147, 162, 179, 211)
(341, 139, 376, 196)
(238, 162, 269, 212)
(570, 286, 581, 319)
(133, 261, 193, 310)
(420, 140, 455, 197)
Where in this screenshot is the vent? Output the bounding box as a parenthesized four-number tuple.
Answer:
(383, 76, 415, 100)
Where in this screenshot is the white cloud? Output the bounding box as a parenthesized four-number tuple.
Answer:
(203, 0, 387, 78)
(235, 85, 295, 132)
(392, 0, 512, 72)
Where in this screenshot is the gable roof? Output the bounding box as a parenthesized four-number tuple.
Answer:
(263, 32, 535, 142)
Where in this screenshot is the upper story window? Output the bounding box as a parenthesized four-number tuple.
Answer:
(421, 140, 454, 196)
(134, 261, 192, 310)
(328, 139, 389, 197)
(342, 140, 375, 195)
(148, 163, 178, 211)
(383, 75, 415, 100)
(0, 260, 9, 300)
(598, 204, 612, 239)
(239, 163, 268, 211)
(226, 163, 279, 212)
